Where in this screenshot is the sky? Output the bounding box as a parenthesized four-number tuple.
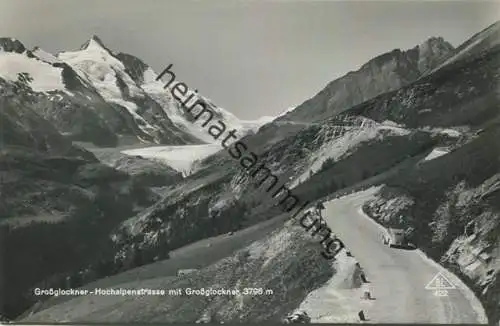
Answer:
(1, 0, 499, 120)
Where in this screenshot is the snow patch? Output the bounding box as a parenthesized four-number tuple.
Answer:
(141, 68, 215, 143)
(424, 147, 450, 161)
(420, 126, 463, 138)
(0, 52, 67, 92)
(32, 47, 62, 64)
(143, 67, 253, 143)
(276, 106, 297, 118)
(121, 144, 221, 175)
(240, 116, 276, 133)
(291, 119, 410, 187)
(440, 129, 462, 138)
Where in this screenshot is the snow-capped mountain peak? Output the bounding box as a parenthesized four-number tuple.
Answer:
(80, 35, 109, 51)
(53, 36, 257, 145)
(57, 36, 166, 140)
(58, 36, 145, 100)
(0, 35, 291, 147)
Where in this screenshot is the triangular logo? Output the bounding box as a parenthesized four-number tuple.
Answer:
(425, 272, 456, 290)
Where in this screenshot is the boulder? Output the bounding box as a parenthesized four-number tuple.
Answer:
(283, 311, 311, 323)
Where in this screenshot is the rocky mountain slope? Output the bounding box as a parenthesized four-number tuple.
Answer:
(0, 73, 186, 318)
(429, 21, 500, 75)
(297, 22, 499, 323)
(207, 36, 456, 163)
(276, 36, 454, 123)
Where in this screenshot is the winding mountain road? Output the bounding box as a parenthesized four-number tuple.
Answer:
(21, 187, 489, 324)
(324, 188, 488, 324)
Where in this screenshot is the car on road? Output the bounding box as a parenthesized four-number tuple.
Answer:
(382, 228, 407, 248)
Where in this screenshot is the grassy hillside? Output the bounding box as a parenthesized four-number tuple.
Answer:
(22, 219, 338, 323)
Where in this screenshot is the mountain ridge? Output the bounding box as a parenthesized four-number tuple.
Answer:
(277, 36, 455, 123)
(0, 36, 269, 147)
